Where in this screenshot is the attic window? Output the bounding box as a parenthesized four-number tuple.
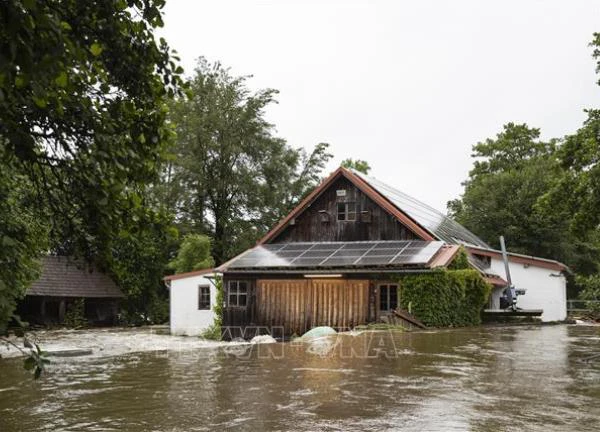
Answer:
(337, 202, 357, 221)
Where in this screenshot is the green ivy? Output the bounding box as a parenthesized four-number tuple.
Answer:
(447, 247, 470, 270)
(213, 275, 224, 329)
(200, 276, 224, 341)
(399, 269, 491, 327)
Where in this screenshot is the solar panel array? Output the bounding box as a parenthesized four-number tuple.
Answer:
(350, 169, 490, 248)
(226, 240, 444, 270)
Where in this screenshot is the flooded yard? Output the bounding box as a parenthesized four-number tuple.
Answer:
(1, 325, 599, 431)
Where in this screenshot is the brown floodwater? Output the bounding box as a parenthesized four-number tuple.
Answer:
(1, 325, 599, 431)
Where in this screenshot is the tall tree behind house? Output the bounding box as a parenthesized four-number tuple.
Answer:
(166, 58, 332, 264)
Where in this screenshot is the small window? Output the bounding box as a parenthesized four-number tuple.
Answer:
(379, 284, 398, 311)
(198, 285, 211, 310)
(337, 202, 357, 221)
(228, 281, 248, 307)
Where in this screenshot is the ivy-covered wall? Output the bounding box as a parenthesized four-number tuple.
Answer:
(399, 269, 491, 327)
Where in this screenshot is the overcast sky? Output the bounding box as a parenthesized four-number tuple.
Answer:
(160, 0, 599, 212)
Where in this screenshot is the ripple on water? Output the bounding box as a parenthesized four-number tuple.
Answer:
(2, 325, 600, 432)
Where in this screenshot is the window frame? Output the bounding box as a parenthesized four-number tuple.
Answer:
(378, 283, 399, 312)
(337, 201, 357, 221)
(228, 280, 249, 308)
(198, 285, 211, 310)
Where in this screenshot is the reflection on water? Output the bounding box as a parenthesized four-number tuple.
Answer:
(1, 325, 599, 431)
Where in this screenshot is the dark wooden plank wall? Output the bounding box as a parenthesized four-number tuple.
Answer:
(255, 279, 370, 335)
(272, 177, 420, 243)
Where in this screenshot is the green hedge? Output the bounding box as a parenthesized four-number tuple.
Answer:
(399, 269, 491, 327)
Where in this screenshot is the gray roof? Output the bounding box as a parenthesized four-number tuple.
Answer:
(27, 256, 124, 298)
(351, 170, 490, 248)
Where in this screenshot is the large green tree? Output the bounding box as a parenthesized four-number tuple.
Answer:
(0, 0, 184, 329)
(166, 59, 332, 263)
(168, 233, 214, 274)
(447, 123, 565, 259)
(536, 110, 600, 276)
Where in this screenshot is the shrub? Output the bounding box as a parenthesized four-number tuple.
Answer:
(399, 269, 491, 327)
(147, 296, 169, 324)
(200, 323, 221, 341)
(578, 274, 600, 319)
(64, 298, 87, 328)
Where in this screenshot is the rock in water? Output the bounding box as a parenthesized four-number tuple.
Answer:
(250, 335, 277, 344)
(300, 326, 337, 339)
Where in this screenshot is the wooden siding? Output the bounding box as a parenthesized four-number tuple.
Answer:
(254, 279, 370, 335)
(271, 177, 420, 243)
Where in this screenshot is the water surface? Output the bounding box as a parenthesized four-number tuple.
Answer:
(1, 325, 599, 431)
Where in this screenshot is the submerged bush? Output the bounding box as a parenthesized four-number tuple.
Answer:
(399, 269, 491, 327)
(64, 298, 86, 329)
(578, 275, 600, 319)
(200, 323, 221, 341)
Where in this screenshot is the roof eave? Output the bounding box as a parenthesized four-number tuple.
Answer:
(163, 268, 216, 282)
(466, 246, 569, 272)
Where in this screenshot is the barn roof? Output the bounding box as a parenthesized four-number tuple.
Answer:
(27, 256, 124, 298)
(258, 167, 489, 248)
(218, 240, 460, 273)
(350, 170, 490, 248)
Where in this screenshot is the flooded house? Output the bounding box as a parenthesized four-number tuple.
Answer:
(164, 269, 218, 336)
(217, 167, 568, 337)
(17, 256, 123, 326)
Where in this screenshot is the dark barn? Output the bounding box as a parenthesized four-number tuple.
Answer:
(218, 167, 498, 338)
(17, 256, 124, 326)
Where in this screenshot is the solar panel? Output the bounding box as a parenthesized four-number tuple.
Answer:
(350, 170, 490, 248)
(340, 242, 379, 250)
(224, 240, 444, 270)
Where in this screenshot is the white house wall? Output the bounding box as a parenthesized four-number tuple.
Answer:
(169, 274, 217, 336)
(488, 257, 567, 322)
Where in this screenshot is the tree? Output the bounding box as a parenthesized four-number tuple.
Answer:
(107, 204, 179, 324)
(0, 1, 184, 330)
(168, 234, 215, 274)
(579, 274, 600, 318)
(341, 158, 371, 174)
(535, 110, 600, 276)
(447, 123, 565, 258)
(0, 147, 47, 333)
(166, 59, 332, 263)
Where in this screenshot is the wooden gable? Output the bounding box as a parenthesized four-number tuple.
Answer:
(270, 175, 422, 243)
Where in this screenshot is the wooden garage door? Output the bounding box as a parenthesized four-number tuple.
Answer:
(256, 279, 369, 335)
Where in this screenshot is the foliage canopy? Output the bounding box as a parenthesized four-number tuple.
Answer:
(0, 0, 184, 331)
(165, 58, 332, 263)
(341, 158, 371, 174)
(168, 234, 215, 274)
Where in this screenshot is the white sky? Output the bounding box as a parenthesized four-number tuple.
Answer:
(160, 0, 600, 212)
